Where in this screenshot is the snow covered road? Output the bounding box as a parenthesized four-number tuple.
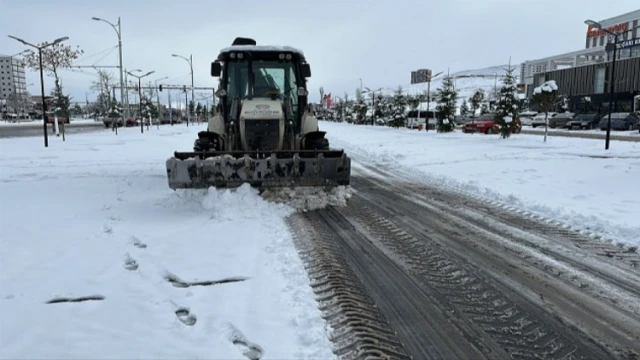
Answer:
(0, 126, 334, 359)
(320, 121, 640, 248)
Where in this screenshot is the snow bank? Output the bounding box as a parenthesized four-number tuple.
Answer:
(0, 126, 334, 359)
(319, 121, 640, 248)
(261, 186, 353, 212)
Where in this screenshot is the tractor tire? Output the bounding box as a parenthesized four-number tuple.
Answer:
(309, 137, 330, 150)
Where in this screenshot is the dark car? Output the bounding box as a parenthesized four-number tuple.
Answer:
(568, 113, 601, 130)
(598, 112, 640, 131)
(548, 112, 574, 128)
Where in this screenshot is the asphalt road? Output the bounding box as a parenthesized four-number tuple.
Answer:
(291, 155, 640, 359)
(0, 121, 106, 139)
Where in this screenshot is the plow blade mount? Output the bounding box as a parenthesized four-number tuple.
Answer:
(166, 150, 351, 189)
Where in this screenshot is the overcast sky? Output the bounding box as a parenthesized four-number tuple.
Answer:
(1, 0, 638, 104)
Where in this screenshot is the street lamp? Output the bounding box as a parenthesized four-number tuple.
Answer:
(154, 76, 168, 121)
(363, 87, 382, 126)
(126, 70, 155, 133)
(171, 53, 194, 125)
(8, 35, 68, 147)
(92, 16, 127, 124)
(425, 71, 444, 131)
(585, 19, 620, 150)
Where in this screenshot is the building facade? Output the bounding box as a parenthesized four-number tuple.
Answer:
(532, 56, 640, 113)
(0, 55, 28, 114)
(520, 8, 640, 96)
(585, 8, 640, 61)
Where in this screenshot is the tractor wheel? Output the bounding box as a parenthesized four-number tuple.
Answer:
(308, 137, 330, 150)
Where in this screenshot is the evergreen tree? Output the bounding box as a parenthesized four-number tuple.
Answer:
(140, 96, 158, 120)
(388, 86, 407, 128)
(480, 103, 490, 114)
(108, 100, 122, 119)
(188, 100, 195, 116)
(495, 65, 520, 138)
(459, 98, 470, 117)
(50, 86, 70, 118)
(469, 89, 485, 120)
(435, 76, 457, 132)
(196, 102, 203, 115)
(353, 92, 368, 124)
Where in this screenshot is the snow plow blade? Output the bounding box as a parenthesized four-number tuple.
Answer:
(166, 150, 351, 189)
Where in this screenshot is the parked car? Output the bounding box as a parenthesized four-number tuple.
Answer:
(531, 112, 557, 128)
(461, 113, 522, 134)
(519, 111, 538, 126)
(598, 112, 640, 131)
(549, 112, 574, 128)
(568, 113, 601, 130)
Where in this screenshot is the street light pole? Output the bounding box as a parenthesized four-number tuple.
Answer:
(8, 35, 69, 147)
(585, 19, 620, 150)
(154, 76, 168, 121)
(126, 70, 155, 133)
(92, 16, 127, 133)
(171, 53, 194, 125)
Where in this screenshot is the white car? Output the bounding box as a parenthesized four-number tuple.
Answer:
(532, 112, 557, 128)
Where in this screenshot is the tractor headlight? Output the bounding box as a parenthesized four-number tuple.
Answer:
(279, 53, 285, 60)
(237, 53, 244, 59)
(230, 53, 236, 59)
(285, 54, 292, 60)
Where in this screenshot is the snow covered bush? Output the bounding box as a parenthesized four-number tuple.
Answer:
(533, 80, 558, 142)
(470, 89, 485, 120)
(435, 76, 457, 132)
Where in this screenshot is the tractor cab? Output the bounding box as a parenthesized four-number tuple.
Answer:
(211, 37, 311, 129)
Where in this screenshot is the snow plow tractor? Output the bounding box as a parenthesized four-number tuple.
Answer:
(166, 37, 351, 190)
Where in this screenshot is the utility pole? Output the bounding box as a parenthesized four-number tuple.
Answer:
(91, 16, 127, 126)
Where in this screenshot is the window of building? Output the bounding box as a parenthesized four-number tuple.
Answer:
(592, 37, 597, 47)
(600, 36, 604, 46)
(594, 67, 606, 94)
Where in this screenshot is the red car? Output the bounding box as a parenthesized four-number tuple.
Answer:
(461, 113, 522, 134)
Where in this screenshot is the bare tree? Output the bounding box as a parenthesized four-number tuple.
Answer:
(90, 69, 115, 114)
(23, 42, 83, 94)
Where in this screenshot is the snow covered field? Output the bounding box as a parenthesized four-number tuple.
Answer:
(321, 121, 640, 247)
(0, 126, 334, 359)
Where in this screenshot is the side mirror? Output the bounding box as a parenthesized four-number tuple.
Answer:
(211, 62, 222, 77)
(301, 63, 311, 78)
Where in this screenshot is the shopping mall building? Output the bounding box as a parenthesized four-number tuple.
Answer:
(520, 8, 640, 112)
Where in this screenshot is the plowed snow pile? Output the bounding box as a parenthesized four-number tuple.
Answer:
(261, 186, 353, 211)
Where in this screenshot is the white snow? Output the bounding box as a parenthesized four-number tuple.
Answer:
(0, 126, 335, 359)
(319, 121, 640, 247)
(504, 116, 513, 123)
(533, 80, 558, 94)
(261, 186, 353, 212)
(220, 45, 304, 56)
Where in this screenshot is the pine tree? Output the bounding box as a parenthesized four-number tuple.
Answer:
(480, 103, 489, 114)
(435, 76, 457, 132)
(470, 89, 485, 120)
(459, 98, 469, 117)
(353, 92, 368, 124)
(388, 86, 407, 128)
(495, 65, 520, 138)
(188, 100, 195, 116)
(108, 100, 121, 119)
(50, 86, 70, 118)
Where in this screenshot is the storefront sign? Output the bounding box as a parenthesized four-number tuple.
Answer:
(616, 37, 640, 50)
(586, 22, 629, 38)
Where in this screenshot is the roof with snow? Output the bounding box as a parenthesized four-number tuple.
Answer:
(219, 45, 304, 56)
